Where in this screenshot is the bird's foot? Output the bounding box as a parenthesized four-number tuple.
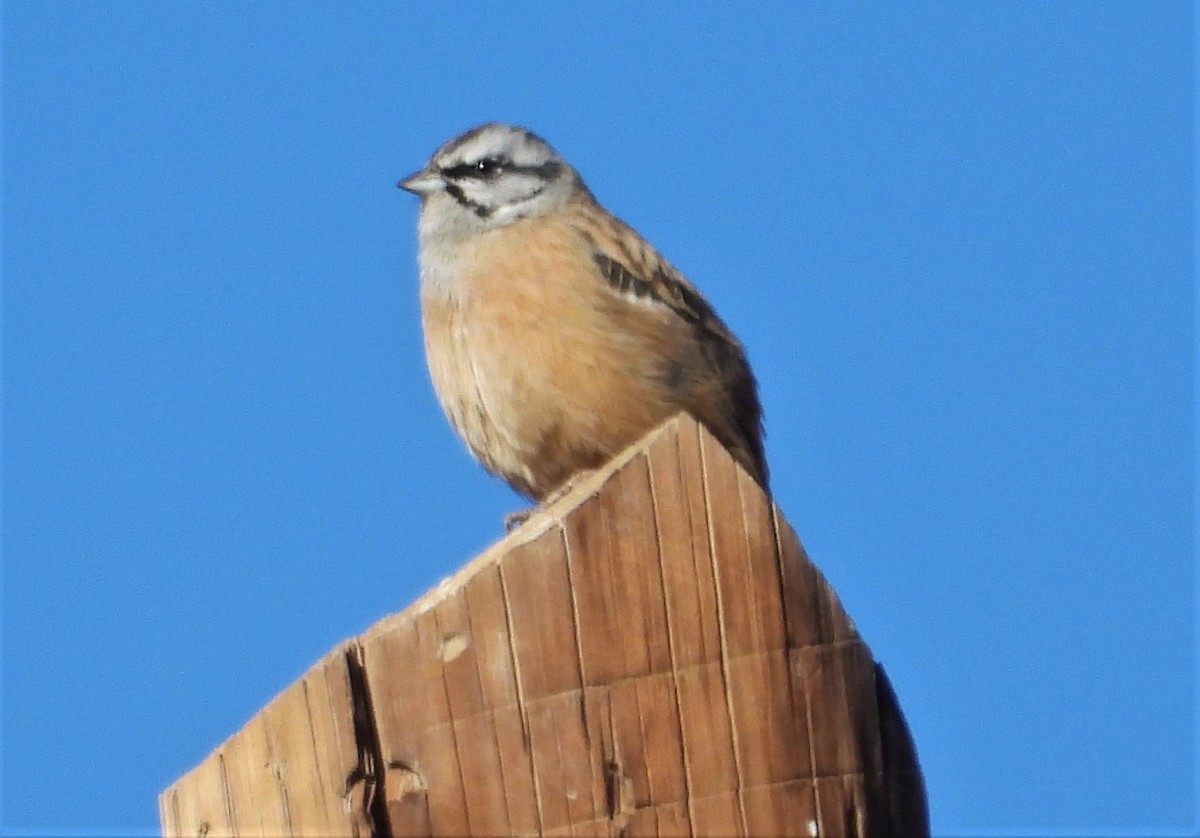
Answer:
(502, 469, 598, 532)
(503, 508, 533, 532)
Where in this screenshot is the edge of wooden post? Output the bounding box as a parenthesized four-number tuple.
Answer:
(160, 413, 928, 837)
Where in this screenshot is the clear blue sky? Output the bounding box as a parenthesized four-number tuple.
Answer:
(2, 2, 1194, 835)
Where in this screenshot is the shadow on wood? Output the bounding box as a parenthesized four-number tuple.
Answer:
(159, 413, 928, 837)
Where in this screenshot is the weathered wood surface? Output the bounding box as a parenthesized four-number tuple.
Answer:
(159, 414, 927, 837)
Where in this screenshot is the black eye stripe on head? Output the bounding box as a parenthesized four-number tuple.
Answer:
(440, 159, 562, 182)
(441, 158, 504, 180)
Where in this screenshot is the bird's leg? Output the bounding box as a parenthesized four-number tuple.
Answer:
(503, 508, 534, 532)
(502, 468, 598, 532)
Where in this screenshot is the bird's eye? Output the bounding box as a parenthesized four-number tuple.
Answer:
(439, 157, 507, 182)
(474, 158, 503, 177)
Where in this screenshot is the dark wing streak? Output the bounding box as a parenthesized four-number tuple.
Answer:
(592, 253, 738, 343)
(591, 251, 742, 370)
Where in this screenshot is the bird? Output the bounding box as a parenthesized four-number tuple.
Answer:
(398, 123, 767, 513)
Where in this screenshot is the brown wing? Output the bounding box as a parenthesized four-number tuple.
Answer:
(580, 214, 768, 488)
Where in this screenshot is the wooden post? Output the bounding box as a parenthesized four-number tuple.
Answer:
(159, 414, 928, 837)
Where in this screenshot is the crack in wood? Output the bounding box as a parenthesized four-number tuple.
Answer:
(603, 757, 635, 832)
(344, 647, 392, 838)
(496, 562, 543, 832)
(697, 426, 751, 835)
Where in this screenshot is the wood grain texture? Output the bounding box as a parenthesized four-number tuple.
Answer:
(159, 645, 372, 838)
(160, 414, 928, 837)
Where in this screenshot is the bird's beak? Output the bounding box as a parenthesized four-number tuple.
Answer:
(397, 167, 444, 195)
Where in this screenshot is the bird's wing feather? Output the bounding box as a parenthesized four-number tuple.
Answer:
(570, 207, 768, 485)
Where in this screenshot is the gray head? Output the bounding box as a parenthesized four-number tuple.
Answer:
(399, 123, 583, 230)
